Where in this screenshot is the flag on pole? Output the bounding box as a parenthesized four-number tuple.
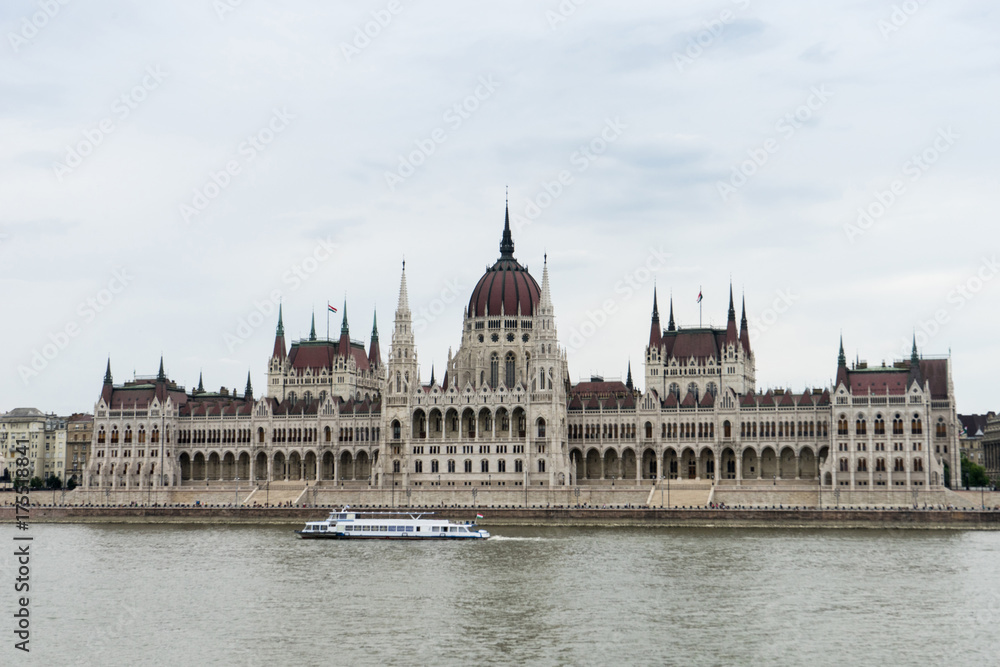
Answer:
(328, 303, 338, 313)
(696, 290, 702, 303)
(476, 513, 484, 519)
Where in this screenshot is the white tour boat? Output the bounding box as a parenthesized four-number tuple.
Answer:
(296, 507, 491, 540)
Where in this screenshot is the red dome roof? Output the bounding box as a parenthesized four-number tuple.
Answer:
(469, 258, 540, 317)
(467, 206, 540, 317)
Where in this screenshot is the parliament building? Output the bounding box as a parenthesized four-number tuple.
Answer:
(84, 207, 962, 499)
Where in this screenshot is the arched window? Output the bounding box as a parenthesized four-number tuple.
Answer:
(911, 416, 923, 435)
(464, 460, 472, 473)
(669, 383, 680, 399)
(706, 382, 718, 397)
(447, 460, 455, 473)
(935, 420, 946, 438)
(414, 460, 423, 473)
(687, 382, 698, 401)
(430, 460, 439, 473)
(837, 416, 849, 436)
(505, 352, 516, 388)
(644, 422, 653, 439)
(396, 372, 401, 393)
(538, 459, 546, 473)
(481, 459, 489, 473)
(391, 420, 401, 440)
(857, 458, 868, 472)
(393, 460, 400, 473)
(856, 418, 866, 436)
(515, 459, 523, 473)
(490, 353, 499, 389)
(894, 458, 904, 472)
(537, 418, 546, 437)
(839, 458, 848, 472)
(98, 428, 106, 444)
(876, 458, 886, 472)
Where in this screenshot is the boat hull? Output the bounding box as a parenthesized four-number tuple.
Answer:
(295, 531, 489, 540)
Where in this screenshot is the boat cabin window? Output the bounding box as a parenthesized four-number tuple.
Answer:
(405, 526, 414, 532)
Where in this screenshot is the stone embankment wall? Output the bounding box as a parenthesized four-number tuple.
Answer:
(3, 506, 1000, 529)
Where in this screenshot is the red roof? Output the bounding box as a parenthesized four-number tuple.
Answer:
(288, 340, 370, 373)
(468, 258, 540, 317)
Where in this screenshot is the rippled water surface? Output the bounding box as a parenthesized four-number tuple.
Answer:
(7, 523, 1000, 666)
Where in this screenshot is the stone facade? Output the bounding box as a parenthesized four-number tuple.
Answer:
(83, 205, 962, 495)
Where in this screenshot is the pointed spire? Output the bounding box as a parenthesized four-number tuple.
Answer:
(371, 310, 379, 342)
(430, 365, 436, 386)
(739, 294, 750, 355)
(648, 288, 663, 348)
(104, 358, 113, 384)
(276, 303, 284, 336)
(626, 361, 634, 392)
(539, 252, 553, 311)
(908, 333, 923, 388)
(838, 335, 847, 367)
(368, 310, 382, 369)
(196, 372, 204, 393)
(397, 260, 410, 314)
(667, 295, 676, 332)
(245, 372, 253, 399)
(309, 311, 317, 341)
(157, 355, 165, 382)
(340, 299, 349, 336)
(725, 283, 738, 345)
(836, 334, 849, 388)
(499, 199, 515, 259)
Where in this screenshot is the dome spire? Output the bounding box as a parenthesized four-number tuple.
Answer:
(500, 197, 515, 259)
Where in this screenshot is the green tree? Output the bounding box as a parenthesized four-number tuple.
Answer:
(961, 454, 989, 488)
(28, 476, 43, 490)
(45, 474, 62, 490)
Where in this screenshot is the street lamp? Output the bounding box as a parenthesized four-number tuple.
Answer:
(235, 477, 240, 508)
(574, 486, 580, 508)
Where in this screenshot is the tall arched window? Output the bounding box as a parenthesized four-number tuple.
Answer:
(687, 383, 699, 401)
(490, 353, 499, 389)
(669, 383, 680, 399)
(505, 352, 516, 388)
(706, 382, 718, 397)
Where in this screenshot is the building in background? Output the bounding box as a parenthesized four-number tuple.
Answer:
(959, 414, 990, 466)
(65, 413, 93, 485)
(983, 414, 1000, 486)
(1, 408, 48, 480)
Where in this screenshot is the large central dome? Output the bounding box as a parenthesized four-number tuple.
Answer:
(467, 207, 541, 318)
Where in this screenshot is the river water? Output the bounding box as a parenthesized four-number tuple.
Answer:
(5, 523, 1000, 666)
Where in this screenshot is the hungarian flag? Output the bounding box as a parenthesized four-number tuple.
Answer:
(476, 513, 484, 519)
(696, 290, 702, 304)
(328, 303, 337, 313)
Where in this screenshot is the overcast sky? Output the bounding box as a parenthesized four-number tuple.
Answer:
(2, 0, 998, 416)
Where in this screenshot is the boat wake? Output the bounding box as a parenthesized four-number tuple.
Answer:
(489, 535, 551, 542)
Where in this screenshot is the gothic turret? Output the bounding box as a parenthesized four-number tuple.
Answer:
(725, 283, 738, 346)
(626, 361, 634, 392)
(101, 358, 114, 404)
(649, 287, 662, 348)
(908, 334, 923, 389)
(836, 335, 849, 388)
(338, 299, 351, 358)
(667, 295, 676, 332)
(245, 372, 253, 400)
(368, 311, 381, 369)
(272, 304, 287, 361)
(309, 311, 317, 341)
(739, 294, 751, 356)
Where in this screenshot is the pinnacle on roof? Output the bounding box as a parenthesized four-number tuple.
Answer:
(157, 355, 165, 381)
(430, 365, 436, 386)
(276, 303, 284, 336)
(196, 372, 204, 393)
(651, 286, 660, 322)
(397, 260, 410, 313)
(104, 358, 113, 384)
(500, 200, 515, 259)
(910, 333, 920, 364)
(340, 299, 349, 336)
(728, 283, 736, 322)
(371, 310, 379, 342)
(725, 283, 738, 344)
(245, 372, 253, 398)
(667, 294, 676, 332)
(739, 294, 750, 355)
(908, 333, 923, 387)
(539, 252, 553, 310)
(838, 335, 847, 367)
(309, 311, 317, 341)
(626, 361, 634, 391)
